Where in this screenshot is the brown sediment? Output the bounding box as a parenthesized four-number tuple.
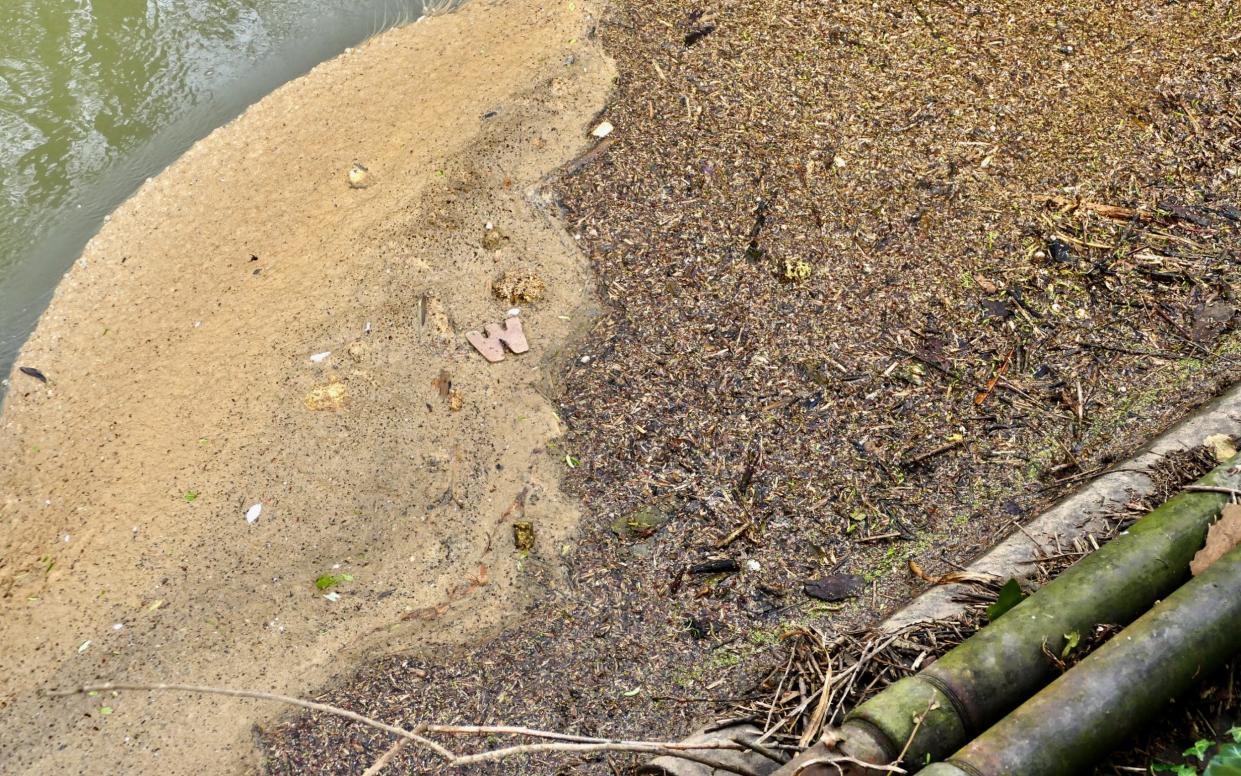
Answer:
(0, 0, 614, 772)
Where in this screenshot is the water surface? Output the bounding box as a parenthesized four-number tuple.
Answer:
(0, 0, 431, 385)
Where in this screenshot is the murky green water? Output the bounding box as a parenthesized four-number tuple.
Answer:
(0, 0, 431, 383)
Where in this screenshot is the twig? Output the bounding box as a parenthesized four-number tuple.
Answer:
(1183, 485, 1241, 499)
(451, 742, 759, 775)
(900, 440, 965, 469)
(1080, 341, 1189, 360)
(894, 698, 937, 764)
(794, 754, 907, 775)
(51, 682, 754, 772)
(1035, 194, 1156, 222)
(856, 531, 901, 543)
(427, 724, 627, 743)
(737, 736, 789, 764)
(362, 739, 408, 776)
(48, 682, 456, 761)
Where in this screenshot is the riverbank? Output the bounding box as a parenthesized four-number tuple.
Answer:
(264, 0, 1240, 773)
(0, 0, 614, 772)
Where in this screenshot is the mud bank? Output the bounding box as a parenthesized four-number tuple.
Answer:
(0, 0, 613, 772)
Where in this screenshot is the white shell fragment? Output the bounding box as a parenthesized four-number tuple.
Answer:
(591, 121, 613, 138)
(347, 163, 372, 189)
(309, 351, 331, 363)
(245, 503, 262, 524)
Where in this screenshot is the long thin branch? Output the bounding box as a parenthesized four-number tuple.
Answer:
(50, 681, 754, 773)
(48, 682, 456, 761)
(362, 739, 408, 776)
(795, 755, 907, 775)
(1183, 485, 1241, 498)
(450, 738, 748, 765)
(451, 742, 762, 775)
(425, 724, 620, 743)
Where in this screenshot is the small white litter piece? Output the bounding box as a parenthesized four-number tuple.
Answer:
(245, 503, 262, 524)
(323, 591, 341, 602)
(309, 351, 331, 363)
(591, 121, 614, 138)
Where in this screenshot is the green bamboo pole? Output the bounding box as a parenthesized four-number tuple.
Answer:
(771, 457, 1241, 775)
(916, 541, 1241, 776)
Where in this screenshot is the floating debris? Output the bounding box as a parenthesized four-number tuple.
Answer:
(492, 270, 546, 303)
(513, 521, 535, 552)
(466, 318, 529, 362)
(303, 379, 349, 411)
(481, 223, 508, 251)
(1205, 433, 1237, 463)
(346, 162, 372, 189)
(611, 505, 669, 538)
(1191, 504, 1241, 575)
(690, 558, 739, 574)
(18, 366, 47, 383)
(804, 574, 864, 602)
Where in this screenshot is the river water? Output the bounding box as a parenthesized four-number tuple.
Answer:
(0, 0, 432, 384)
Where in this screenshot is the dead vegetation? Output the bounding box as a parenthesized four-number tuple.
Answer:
(261, 1, 1240, 773)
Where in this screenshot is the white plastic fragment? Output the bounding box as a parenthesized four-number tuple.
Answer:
(245, 503, 262, 524)
(591, 121, 614, 138)
(309, 351, 331, 363)
(745, 559, 762, 572)
(323, 591, 341, 602)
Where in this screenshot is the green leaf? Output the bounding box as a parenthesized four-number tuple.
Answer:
(1188, 740, 1214, 761)
(184, 490, 199, 503)
(1229, 728, 1241, 744)
(99, 706, 113, 716)
(314, 573, 354, 591)
(1061, 630, 1080, 657)
(986, 579, 1026, 621)
(1153, 764, 1198, 776)
(1207, 743, 1241, 776)
(565, 454, 580, 469)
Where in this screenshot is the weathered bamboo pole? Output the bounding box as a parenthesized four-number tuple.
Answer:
(915, 541, 1241, 776)
(771, 457, 1241, 775)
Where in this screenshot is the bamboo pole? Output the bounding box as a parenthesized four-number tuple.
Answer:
(773, 456, 1241, 775)
(915, 542, 1241, 776)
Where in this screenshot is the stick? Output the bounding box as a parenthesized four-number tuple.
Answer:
(48, 682, 456, 761)
(362, 739, 408, 776)
(1034, 195, 1156, 222)
(794, 754, 907, 775)
(894, 699, 937, 764)
(899, 440, 965, 469)
(1183, 485, 1241, 498)
(50, 681, 754, 772)
(450, 742, 760, 775)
